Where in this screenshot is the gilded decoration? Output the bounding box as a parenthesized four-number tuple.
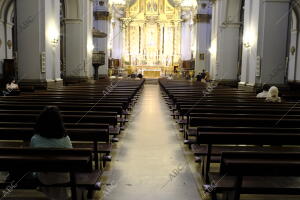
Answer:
(121, 0, 182, 77)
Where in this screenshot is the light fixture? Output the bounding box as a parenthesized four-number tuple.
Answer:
(47, 24, 59, 47)
(243, 30, 256, 49)
(50, 38, 59, 47)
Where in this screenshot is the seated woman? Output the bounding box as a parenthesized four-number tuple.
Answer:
(6, 79, 19, 90)
(265, 86, 281, 103)
(257, 84, 270, 98)
(3, 78, 20, 96)
(31, 106, 72, 200)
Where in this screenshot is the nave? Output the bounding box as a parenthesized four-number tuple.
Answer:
(100, 84, 201, 200)
(1, 79, 300, 200)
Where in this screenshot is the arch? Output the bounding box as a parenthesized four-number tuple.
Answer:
(5, 0, 13, 24)
(0, 0, 13, 21)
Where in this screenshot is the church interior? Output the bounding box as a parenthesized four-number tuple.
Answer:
(0, 0, 300, 200)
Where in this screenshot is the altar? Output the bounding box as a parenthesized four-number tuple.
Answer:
(120, 0, 181, 77)
(137, 66, 162, 78)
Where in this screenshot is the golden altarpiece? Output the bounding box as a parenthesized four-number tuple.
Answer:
(121, 0, 182, 78)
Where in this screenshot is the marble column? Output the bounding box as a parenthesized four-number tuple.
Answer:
(64, 0, 94, 83)
(195, 0, 212, 75)
(94, 0, 109, 75)
(240, 0, 291, 87)
(16, 0, 61, 88)
(181, 10, 193, 61)
(210, 0, 241, 83)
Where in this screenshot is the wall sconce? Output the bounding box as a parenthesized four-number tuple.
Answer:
(48, 25, 59, 47)
(243, 30, 256, 49)
(291, 46, 296, 55)
(50, 38, 59, 47)
(243, 42, 251, 48)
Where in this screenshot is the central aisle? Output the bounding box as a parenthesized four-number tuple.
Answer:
(103, 84, 202, 200)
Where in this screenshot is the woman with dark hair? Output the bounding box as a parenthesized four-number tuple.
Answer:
(31, 106, 72, 200)
(6, 78, 19, 91)
(256, 84, 270, 98)
(33, 106, 68, 140)
(2, 77, 19, 96)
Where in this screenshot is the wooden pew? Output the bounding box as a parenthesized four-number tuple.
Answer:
(0, 127, 110, 169)
(192, 130, 300, 183)
(204, 151, 300, 200)
(0, 148, 101, 200)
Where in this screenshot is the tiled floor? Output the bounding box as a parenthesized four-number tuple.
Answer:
(99, 84, 202, 200)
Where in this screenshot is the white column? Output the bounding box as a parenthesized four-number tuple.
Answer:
(111, 18, 123, 60)
(210, 0, 241, 82)
(195, 1, 211, 75)
(64, 0, 93, 81)
(181, 10, 193, 61)
(240, 0, 290, 86)
(93, 0, 109, 75)
(16, 0, 61, 87)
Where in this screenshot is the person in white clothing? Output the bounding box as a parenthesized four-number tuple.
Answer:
(6, 79, 19, 91)
(265, 86, 281, 103)
(256, 84, 270, 98)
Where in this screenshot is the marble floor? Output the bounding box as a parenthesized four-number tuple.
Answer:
(99, 84, 202, 200)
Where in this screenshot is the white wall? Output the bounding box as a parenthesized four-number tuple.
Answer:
(17, 0, 42, 80)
